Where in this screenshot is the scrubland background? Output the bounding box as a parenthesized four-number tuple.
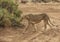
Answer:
(0, 1, 60, 42)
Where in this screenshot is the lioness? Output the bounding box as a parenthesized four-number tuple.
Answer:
(21, 13, 54, 32)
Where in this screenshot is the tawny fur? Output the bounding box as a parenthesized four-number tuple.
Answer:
(21, 13, 54, 32)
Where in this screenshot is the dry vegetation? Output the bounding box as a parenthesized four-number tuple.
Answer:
(0, 2, 60, 42)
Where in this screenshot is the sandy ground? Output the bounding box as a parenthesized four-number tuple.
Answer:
(0, 3, 60, 42)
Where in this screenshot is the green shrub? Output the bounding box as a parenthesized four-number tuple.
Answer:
(0, 8, 10, 27)
(0, 0, 23, 28)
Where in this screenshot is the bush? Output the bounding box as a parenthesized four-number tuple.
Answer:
(0, 0, 23, 28)
(0, 8, 10, 27)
